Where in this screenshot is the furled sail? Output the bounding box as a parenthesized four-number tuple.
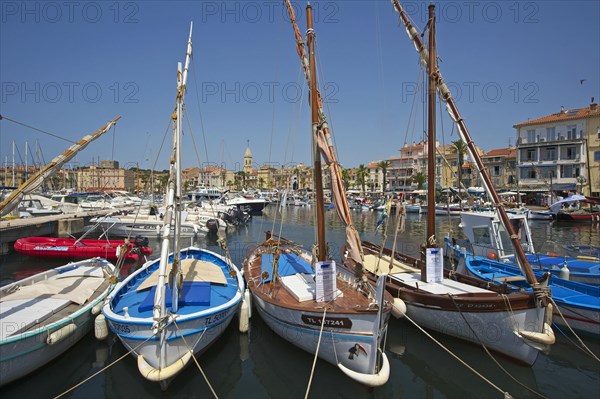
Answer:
(283, 0, 363, 267)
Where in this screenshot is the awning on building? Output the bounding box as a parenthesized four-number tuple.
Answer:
(551, 183, 576, 191)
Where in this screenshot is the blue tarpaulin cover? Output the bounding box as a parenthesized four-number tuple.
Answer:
(261, 253, 313, 283)
(138, 282, 211, 312)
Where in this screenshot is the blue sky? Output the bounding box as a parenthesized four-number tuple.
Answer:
(1, 0, 599, 171)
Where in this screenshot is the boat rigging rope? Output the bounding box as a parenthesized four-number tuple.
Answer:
(500, 294, 520, 332)
(53, 331, 160, 399)
(402, 311, 514, 399)
(448, 294, 547, 399)
(305, 306, 328, 399)
(549, 297, 600, 362)
(172, 318, 219, 399)
(190, 58, 211, 166)
(0, 115, 76, 144)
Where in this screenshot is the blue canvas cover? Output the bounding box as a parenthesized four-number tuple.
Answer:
(138, 282, 211, 312)
(260, 253, 313, 283)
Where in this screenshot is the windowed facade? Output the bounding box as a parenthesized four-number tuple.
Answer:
(514, 105, 598, 196)
(560, 165, 580, 178)
(526, 149, 536, 161)
(527, 129, 536, 143)
(565, 147, 578, 160)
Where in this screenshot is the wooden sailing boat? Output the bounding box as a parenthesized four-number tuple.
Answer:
(102, 23, 244, 389)
(341, 3, 555, 366)
(243, 2, 392, 387)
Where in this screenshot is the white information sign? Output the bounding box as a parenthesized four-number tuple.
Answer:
(425, 247, 444, 283)
(315, 260, 337, 302)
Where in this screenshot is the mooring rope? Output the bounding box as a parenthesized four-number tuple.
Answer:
(549, 297, 600, 362)
(401, 312, 513, 399)
(305, 307, 328, 399)
(53, 331, 159, 399)
(448, 294, 547, 399)
(172, 318, 219, 399)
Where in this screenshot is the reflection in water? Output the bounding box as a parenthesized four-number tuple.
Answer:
(0, 206, 598, 398)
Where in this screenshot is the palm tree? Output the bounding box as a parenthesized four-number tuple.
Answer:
(377, 160, 391, 194)
(412, 171, 427, 190)
(292, 167, 300, 191)
(237, 171, 247, 189)
(452, 139, 468, 192)
(341, 168, 351, 191)
(356, 164, 368, 194)
(220, 170, 227, 188)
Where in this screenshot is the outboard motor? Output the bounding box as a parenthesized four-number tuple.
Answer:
(206, 219, 219, 234)
(131, 235, 152, 256)
(133, 235, 149, 248)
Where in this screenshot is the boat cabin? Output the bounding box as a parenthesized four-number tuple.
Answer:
(458, 211, 535, 260)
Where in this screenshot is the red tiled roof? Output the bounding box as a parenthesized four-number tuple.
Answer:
(485, 147, 516, 157)
(514, 105, 599, 127)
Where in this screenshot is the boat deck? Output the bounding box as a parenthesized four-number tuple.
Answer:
(389, 272, 493, 295)
(109, 251, 240, 319)
(1, 278, 111, 340)
(245, 245, 381, 314)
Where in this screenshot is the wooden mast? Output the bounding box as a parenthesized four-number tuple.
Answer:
(306, 2, 326, 262)
(391, 0, 539, 288)
(423, 3, 437, 282)
(426, 4, 437, 245)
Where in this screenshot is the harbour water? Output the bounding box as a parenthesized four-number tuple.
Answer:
(1, 206, 599, 398)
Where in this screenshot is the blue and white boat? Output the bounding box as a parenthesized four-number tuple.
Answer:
(455, 211, 600, 285)
(102, 24, 244, 389)
(447, 249, 600, 337)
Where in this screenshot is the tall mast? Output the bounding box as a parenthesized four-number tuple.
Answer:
(306, 3, 326, 261)
(172, 22, 193, 313)
(284, 0, 363, 268)
(12, 140, 15, 186)
(391, 0, 539, 287)
(422, 3, 437, 283)
(25, 141, 28, 182)
(426, 4, 436, 249)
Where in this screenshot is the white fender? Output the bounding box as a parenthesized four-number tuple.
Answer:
(91, 302, 103, 315)
(520, 322, 555, 346)
(95, 314, 109, 340)
(239, 297, 250, 333)
(391, 298, 406, 318)
(244, 289, 252, 319)
(47, 323, 77, 345)
(337, 351, 390, 387)
(137, 351, 193, 382)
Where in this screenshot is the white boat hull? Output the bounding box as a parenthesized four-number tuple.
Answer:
(403, 302, 547, 365)
(106, 306, 239, 370)
(89, 217, 205, 238)
(103, 247, 244, 385)
(252, 295, 386, 376)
